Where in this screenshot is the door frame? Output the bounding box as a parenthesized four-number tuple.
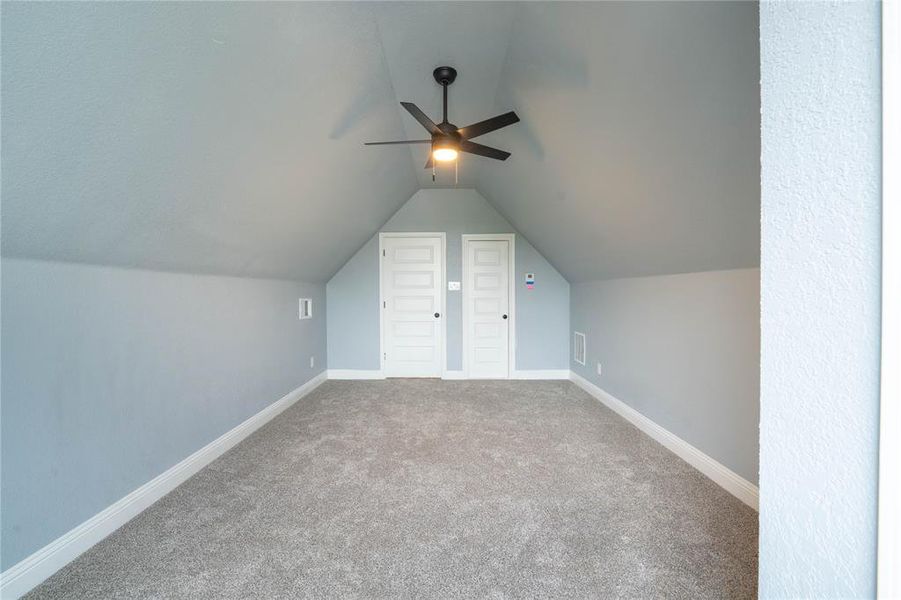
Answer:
(378, 232, 447, 377)
(878, 0, 900, 595)
(461, 233, 516, 379)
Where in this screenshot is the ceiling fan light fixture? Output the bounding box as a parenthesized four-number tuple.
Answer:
(432, 136, 459, 162)
(432, 147, 458, 162)
(364, 66, 520, 168)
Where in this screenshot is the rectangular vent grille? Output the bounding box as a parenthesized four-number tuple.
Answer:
(574, 331, 586, 366)
(299, 298, 313, 320)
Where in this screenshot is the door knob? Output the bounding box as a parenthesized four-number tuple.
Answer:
(502, 314, 508, 320)
(434, 312, 440, 318)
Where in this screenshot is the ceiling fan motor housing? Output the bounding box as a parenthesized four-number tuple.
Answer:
(364, 64, 519, 165)
(432, 131, 460, 152)
(435, 122, 461, 150)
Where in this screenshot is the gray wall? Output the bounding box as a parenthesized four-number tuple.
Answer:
(0, 258, 326, 569)
(570, 269, 759, 484)
(477, 1, 760, 282)
(327, 189, 569, 372)
(760, 1, 881, 597)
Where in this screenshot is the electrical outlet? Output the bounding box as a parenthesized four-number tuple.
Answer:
(596, 362, 603, 376)
(310, 356, 315, 368)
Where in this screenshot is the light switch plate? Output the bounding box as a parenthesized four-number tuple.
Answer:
(448, 281, 461, 291)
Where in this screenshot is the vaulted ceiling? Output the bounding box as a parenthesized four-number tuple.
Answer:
(1, 2, 759, 283)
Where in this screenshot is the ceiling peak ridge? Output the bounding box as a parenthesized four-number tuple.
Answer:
(472, 3, 523, 191)
(371, 6, 422, 194)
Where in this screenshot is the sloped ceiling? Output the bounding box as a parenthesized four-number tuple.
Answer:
(373, 2, 517, 189)
(1, 2, 759, 283)
(478, 2, 760, 281)
(1, 2, 417, 282)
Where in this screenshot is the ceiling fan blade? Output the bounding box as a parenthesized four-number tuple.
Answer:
(400, 102, 441, 135)
(424, 156, 433, 169)
(364, 140, 431, 145)
(460, 140, 511, 161)
(457, 111, 520, 140)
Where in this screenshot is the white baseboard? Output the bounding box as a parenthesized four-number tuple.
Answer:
(2, 369, 757, 598)
(327, 369, 385, 380)
(569, 372, 759, 511)
(0, 372, 328, 599)
(326, 370, 569, 381)
(510, 369, 570, 380)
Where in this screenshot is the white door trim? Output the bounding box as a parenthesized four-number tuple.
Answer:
(379, 232, 447, 377)
(878, 1, 900, 596)
(462, 234, 516, 379)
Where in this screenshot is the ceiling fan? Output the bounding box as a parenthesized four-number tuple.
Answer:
(364, 66, 520, 175)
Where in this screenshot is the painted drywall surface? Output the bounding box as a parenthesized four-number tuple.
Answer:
(759, 1, 881, 597)
(4, 1, 761, 285)
(477, 1, 760, 282)
(0, 258, 326, 569)
(570, 269, 760, 484)
(327, 189, 569, 371)
(326, 236, 381, 370)
(373, 2, 517, 188)
(1, 2, 418, 282)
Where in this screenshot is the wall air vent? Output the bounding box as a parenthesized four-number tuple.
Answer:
(299, 298, 313, 320)
(574, 331, 586, 366)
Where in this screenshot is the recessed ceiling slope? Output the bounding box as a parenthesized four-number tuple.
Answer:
(475, 2, 760, 282)
(1, 2, 419, 282)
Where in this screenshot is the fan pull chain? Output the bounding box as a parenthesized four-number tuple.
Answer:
(432, 162, 436, 182)
(455, 157, 458, 185)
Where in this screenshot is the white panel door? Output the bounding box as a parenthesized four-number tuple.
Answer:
(381, 236, 443, 377)
(464, 239, 510, 379)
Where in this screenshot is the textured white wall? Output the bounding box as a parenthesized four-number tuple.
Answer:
(760, 1, 881, 597)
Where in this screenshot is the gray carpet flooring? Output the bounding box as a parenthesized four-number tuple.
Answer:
(27, 379, 758, 599)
